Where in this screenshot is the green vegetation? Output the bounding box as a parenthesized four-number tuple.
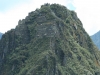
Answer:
(0, 3, 100, 75)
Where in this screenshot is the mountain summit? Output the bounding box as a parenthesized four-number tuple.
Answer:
(0, 3, 100, 75)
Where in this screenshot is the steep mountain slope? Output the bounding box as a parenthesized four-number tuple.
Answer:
(0, 3, 100, 75)
(91, 31, 100, 50)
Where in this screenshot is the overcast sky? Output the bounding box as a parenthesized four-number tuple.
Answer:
(0, 0, 100, 35)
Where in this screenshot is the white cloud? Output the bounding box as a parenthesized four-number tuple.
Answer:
(0, 0, 72, 33)
(0, 1, 33, 33)
(1, 0, 99, 35)
(73, 0, 100, 35)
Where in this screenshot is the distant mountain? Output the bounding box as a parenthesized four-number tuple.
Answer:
(0, 32, 3, 39)
(91, 30, 100, 50)
(0, 3, 100, 75)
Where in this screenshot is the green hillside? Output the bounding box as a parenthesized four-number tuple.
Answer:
(0, 3, 100, 75)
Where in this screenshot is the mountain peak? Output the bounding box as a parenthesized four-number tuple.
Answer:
(0, 4, 100, 75)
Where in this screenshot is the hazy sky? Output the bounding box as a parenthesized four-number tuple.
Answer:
(0, 0, 100, 35)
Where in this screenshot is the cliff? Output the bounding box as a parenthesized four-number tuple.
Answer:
(0, 3, 100, 75)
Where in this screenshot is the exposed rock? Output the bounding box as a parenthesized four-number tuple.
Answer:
(0, 3, 100, 75)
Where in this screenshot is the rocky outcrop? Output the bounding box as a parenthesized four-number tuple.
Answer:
(0, 3, 100, 75)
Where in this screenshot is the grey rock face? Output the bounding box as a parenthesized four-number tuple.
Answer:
(36, 22, 59, 38)
(0, 3, 100, 75)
